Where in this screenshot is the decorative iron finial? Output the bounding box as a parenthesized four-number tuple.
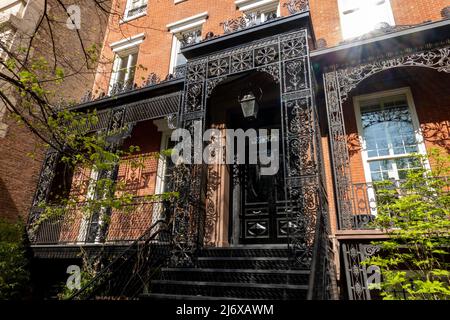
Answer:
(284, 0, 309, 15)
(144, 72, 161, 86)
(441, 6, 450, 19)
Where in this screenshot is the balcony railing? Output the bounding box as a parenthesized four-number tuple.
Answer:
(80, 65, 186, 104)
(221, 12, 280, 34)
(31, 198, 166, 245)
(347, 177, 449, 230)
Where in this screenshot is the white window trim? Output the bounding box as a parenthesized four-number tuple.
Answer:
(110, 33, 145, 53)
(236, 0, 280, 25)
(152, 119, 174, 224)
(235, 0, 279, 12)
(167, 12, 207, 73)
(168, 35, 181, 74)
(77, 168, 99, 243)
(166, 12, 208, 34)
(353, 87, 430, 186)
(108, 33, 144, 94)
(122, 0, 148, 22)
(337, 0, 395, 39)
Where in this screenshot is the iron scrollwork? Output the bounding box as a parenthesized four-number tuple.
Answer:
(28, 149, 60, 237)
(323, 45, 450, 231)
(284, 0, 309, 15)
(337, 47, 450, 103)
(171, 28, 329, 284)
(342, 243, 381, 300)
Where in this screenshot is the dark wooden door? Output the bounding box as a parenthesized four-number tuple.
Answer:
(236, 131, 288, 244)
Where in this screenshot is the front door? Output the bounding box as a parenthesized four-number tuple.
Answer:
(231, 129, 288, 244)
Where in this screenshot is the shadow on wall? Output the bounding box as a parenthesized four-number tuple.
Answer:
(421, 120, 450, 153)
(0, 177, 20, 221)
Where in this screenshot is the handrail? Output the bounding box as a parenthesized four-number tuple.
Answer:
(68, 214, 171, 300)
(306, 205, 325, 300)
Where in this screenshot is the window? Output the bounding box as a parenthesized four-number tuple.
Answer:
(109, 50, 138, 94)
(170, 29, 202, 72)
(236, 0, 280, 26)
(153, 119, 176, 194)
(338, 0, 395, 39)
(167, 12, 207, 73)
(108, 33, 145, 94)
(0, 28, 14, 60)
(124, 0, 147, 20)
(354, 88, 428, 183)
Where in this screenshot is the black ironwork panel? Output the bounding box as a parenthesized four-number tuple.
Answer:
(323, 45, 450, 231)
(323, 71, 353, 230)
(341, 243, 380, 300)
(170, 28, 329, 275)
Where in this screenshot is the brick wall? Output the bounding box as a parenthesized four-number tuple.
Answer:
(108, 120, 162, 241)
(0, 0, 110, 222)
(93, 0, 450, 96)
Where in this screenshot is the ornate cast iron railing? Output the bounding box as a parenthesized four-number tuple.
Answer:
(347, 177, 450, 230)
(31, 199, 167, 245)
(79, 65, 186, 104)
(221, 11, 279, 34)
(69, 215, 172, 300)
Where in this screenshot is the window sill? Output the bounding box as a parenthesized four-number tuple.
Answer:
(120, 11, 147, 24)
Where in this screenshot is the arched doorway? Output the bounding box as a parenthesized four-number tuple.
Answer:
(205, 71, 287, 245)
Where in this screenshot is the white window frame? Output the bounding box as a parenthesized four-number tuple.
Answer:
(152, 118, 174, 224)
(167, 12, 207, 74)
(108, 33, 145, 94)
(123, 0, 148, 22)
(236, 0, 280, 23)
(337, 0, 395, 39)
(353, 87, 430, 186)
(77, 168, 99, 243)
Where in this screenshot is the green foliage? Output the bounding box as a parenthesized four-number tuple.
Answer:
(0, 219, 30, 300)
(3, 51, 178, 299)
(56, 248, 100, 300)
(365, 150, 450, 300)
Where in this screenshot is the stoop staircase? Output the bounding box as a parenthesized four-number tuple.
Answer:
(142, 245, 310, 300)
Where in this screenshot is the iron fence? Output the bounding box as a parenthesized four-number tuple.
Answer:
(348, 176, 449, 230)
(31, 198, 167, 245)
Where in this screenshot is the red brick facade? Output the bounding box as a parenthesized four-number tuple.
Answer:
(23, 0, 450, 300)
(92, 0, 450, 95)
(89, 0, 450, 237)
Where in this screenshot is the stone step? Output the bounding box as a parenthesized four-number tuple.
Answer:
(150, 280, 308, 300)
(160, 268, 309, 285)
(196, 256, 293, 270)
(141, 293, 245, 300)
(199, 246, 290, 258)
